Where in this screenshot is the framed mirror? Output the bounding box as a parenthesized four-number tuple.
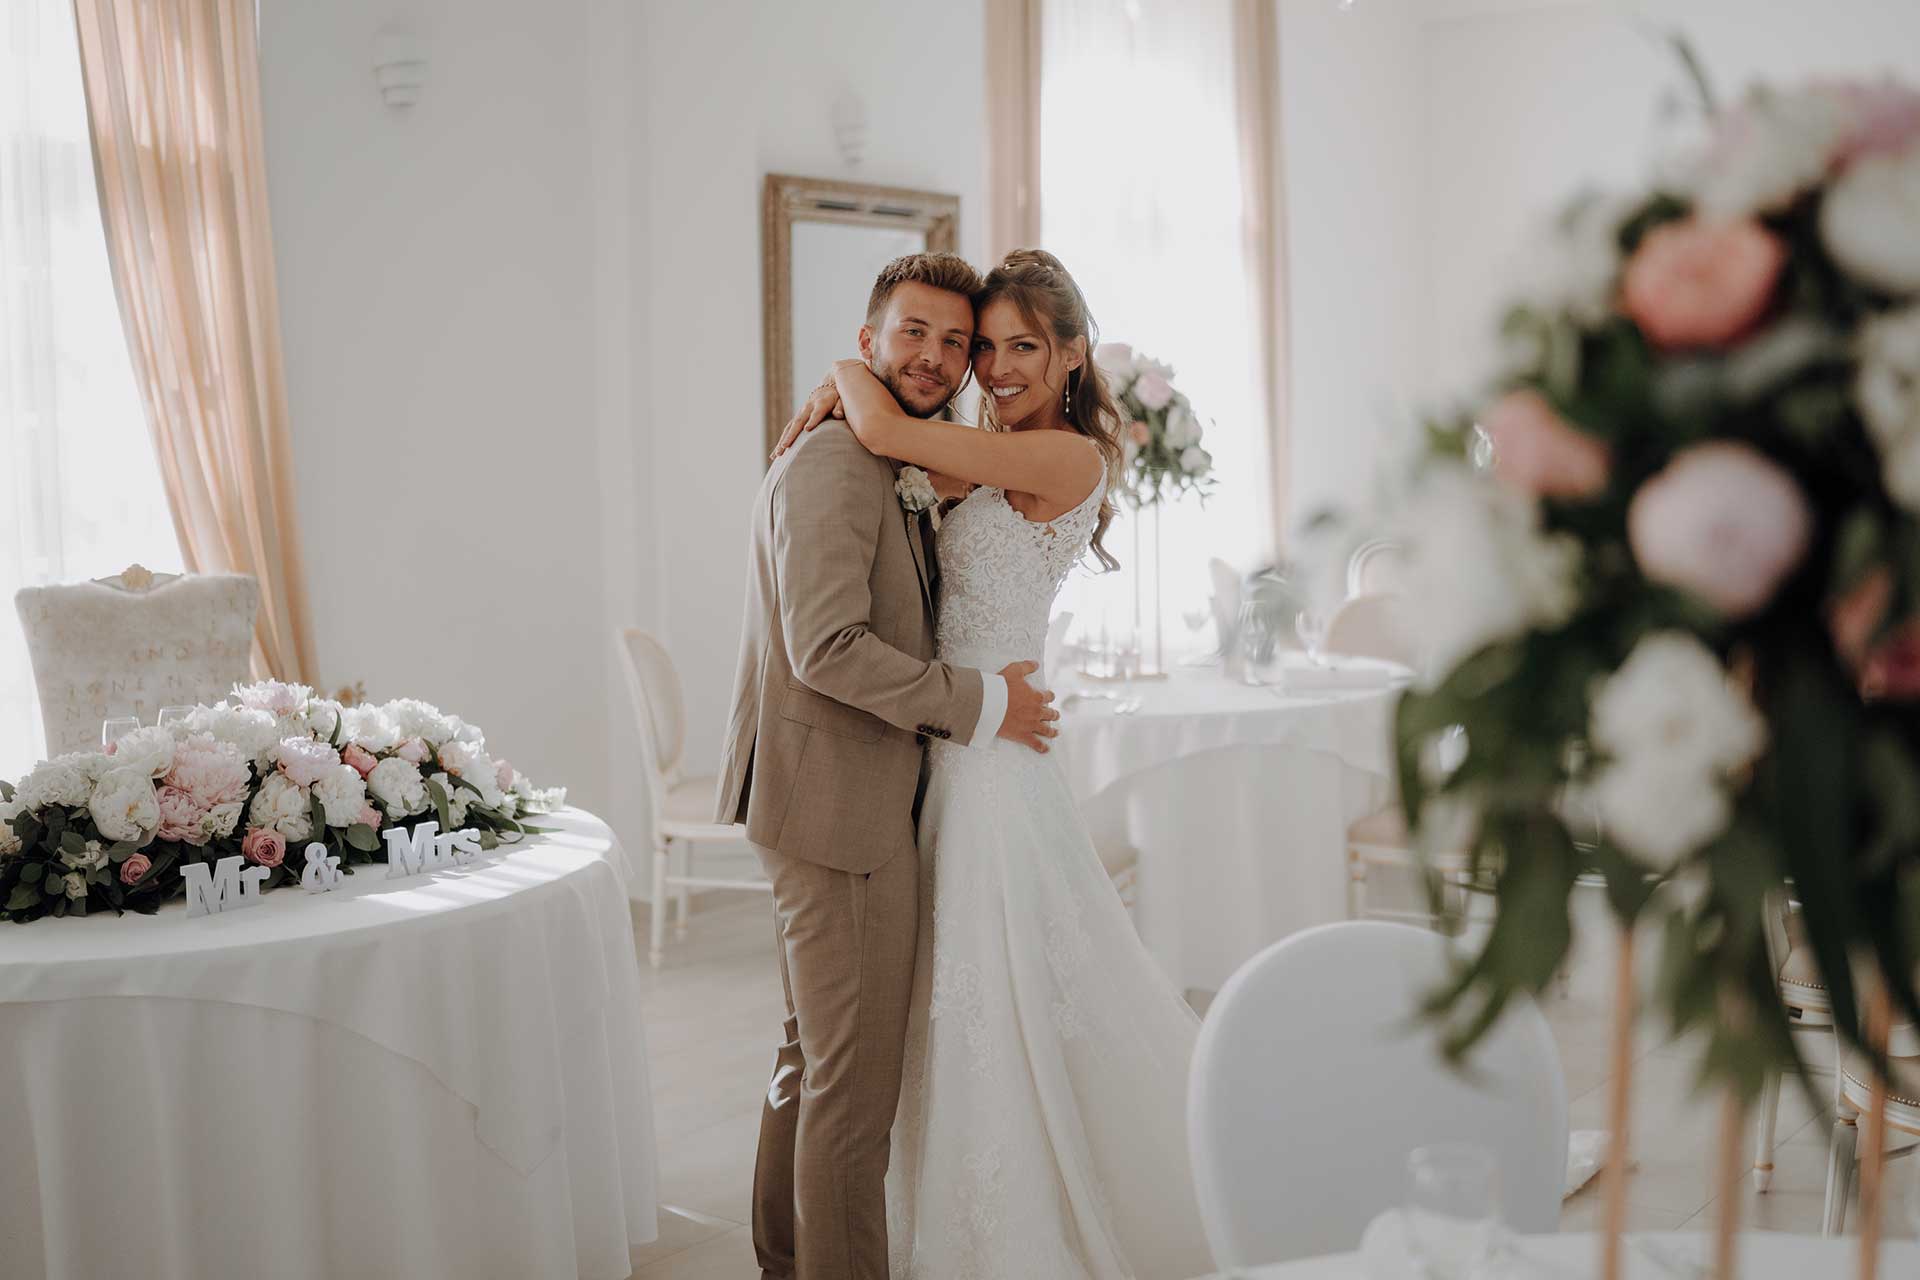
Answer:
(761, 174, 960, 456)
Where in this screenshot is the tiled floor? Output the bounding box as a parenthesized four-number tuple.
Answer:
(621, 894, 1911, 1278)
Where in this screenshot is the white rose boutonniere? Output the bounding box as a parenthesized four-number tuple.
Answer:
(896, 466, 942, 529)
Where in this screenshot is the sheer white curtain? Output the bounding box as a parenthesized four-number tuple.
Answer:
(1, 0, 182, 779)
(1038, 0, 1274, 656)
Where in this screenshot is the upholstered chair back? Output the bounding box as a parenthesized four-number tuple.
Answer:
(14, 568, 258, 756)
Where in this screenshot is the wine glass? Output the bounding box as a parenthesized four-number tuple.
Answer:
(1404, 1143, 1499, 1280)
(1295, 608, 1331, 667)
(157, 705, 194, 730)
(100, 716, 140, 749)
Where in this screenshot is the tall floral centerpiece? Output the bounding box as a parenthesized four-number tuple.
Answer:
(1391, 65, 1920, 1279)
(1095, 342, 1215, 674)
(0, 681, 562, 923)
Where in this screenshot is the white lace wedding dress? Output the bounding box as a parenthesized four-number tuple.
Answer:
(886, 468, 1215, 1280)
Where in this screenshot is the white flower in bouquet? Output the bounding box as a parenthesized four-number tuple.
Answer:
(1165, 402, 1202, 450)
(385, 698, 455, 747)
(340, 703, 402, 753)
(164, 734, 253, 809)
(429, 772, 471, 827)
(1593, 762, 1736, 870)
(1512, 191, 1633, 325)
(272, 737, 341, 789)
(58, 838, 108, 873)
(368, 756, 430, 817)
(232, 679, 314, 719)
(87, 766, 161, 843)
(248, 772, 314, 840)
(1398, 463, 1581, 683)
(1856, 303, 1920, 511)
(1132, 368, 1175, 412)
(445, 715, 485, 748)
(203, 801, 244, 841)
(1179, 445, 1213, 477)
(1093, 342, 1136, 386)
(1822, 144, 1920, 293)
(184, 704, 281, 764)
(62, 871, 88, 901)
(107, 725, 176, 780)
(0, 800, 21, 856)
(312, 763, 369, 828)
(15, 754, 103, 812)
(304, 698, 347, 745)
(1691, 85, 1851, 217)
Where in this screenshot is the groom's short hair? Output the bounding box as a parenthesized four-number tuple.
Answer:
(865, 253, 983, 326)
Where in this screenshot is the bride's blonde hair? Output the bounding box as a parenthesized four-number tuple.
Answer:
(975, 249, 1123, 572)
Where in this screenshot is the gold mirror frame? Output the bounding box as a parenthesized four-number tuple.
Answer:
(760, 173, 960, 458)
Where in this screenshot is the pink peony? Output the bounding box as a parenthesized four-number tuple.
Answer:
(342, 743, 379, 779)
(275, 737, 341, 789)
(494, 759, 516, 791)
(1132, 370, 1174, 412)
(356, 802, 383, 830)
(1621, 218, 1786, 349)
(395, 738, 430, 765)
(119, 852, 153, 887)
(233, 679, 312, 718)
(1628, 442, 1812, 618)
(154, 785, 212, 846)
(1481, 390, 1611, 499)
(1827, 79, 1920, 167)
(1128, 421, 1150, 446)
(163, 733, 252, 808)
(240, 826, 286, 868)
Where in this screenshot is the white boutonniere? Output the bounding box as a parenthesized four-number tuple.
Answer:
(896, 466, 942, 529)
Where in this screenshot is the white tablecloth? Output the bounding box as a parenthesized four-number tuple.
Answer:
(1057, 660, 1404, 992)
(0, 808, 658, 1280)
(1201, 1229, 1920, 1277)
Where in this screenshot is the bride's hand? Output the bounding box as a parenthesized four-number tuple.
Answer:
(771, 368, 848, 459)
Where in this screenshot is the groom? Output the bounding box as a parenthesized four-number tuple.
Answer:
(715, 251, 1057, 1280)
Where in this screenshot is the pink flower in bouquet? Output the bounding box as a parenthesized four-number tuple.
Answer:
(240, 826, 286, 868)
(1628, 442, 1812, 618)
(154, 784, 211, 845)
(275, 737, 341, 789)
(494, 759, 516, 791)
(1481, 390, 1611, 500)
(119, 851, 153, 887)
(233, 679, 312, 718)
(1827, 79, 1920, 167)
(342, 743, 379, 779)
(1621, 217, 1786, 349)
(1865, 624, 1920, 699)
(164, 733, 252, 808)
(1132, 370, 1174, 412)
(1128, 421, 1150, 447)
(395, 737, 431, 765)
(437, 739, 486, 778)
(1830, 567, 1894, 668)
(356, 802, 382, 831)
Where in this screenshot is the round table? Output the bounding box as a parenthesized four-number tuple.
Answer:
(1056, 658, 1404, 993)
(0, 808, 658, 1280)
(1196, 1229, 1920, 1277)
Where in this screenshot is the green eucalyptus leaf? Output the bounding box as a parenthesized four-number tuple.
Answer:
(19, 862, 44, 885)
(344, 823, 381, 853)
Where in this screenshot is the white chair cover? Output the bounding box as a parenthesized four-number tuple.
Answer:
(1188, 921, 1567, 1267)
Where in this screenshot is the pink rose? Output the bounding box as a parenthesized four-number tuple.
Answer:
(119, 852, 153, 887)
(395, 738, 430, 765)
(356, 802, 382, 831)
(494, 759, 516, 791)
(1481, 390, 1611, 499)
(155, 785, 212, 846)
(240, 826, 286, 868)
(1628, 442, 1811, 619)
(1128, 421, 1150, 447)
(1621, 218, 1786, 349)
(1132, 370, 1174, 412)
(342, 743, 379, 779)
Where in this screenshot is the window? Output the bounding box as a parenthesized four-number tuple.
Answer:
(1, 0, 182, 778)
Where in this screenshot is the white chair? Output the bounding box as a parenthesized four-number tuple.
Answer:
(14, 565, 257, 756)
(1188, 921, 1568, 1268)
(615, 628, 764, 967)
(1325, 592, 1416, 667)
(1753, 896, 1836, 1193)
(1824, 1013, 1920, 1235)
(1346, 538, 1406, 598)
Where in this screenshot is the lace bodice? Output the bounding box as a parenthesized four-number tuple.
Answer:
(933, 474, 1104, 671)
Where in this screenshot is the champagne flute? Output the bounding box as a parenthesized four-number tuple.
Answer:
(1295, 608, 1331, 667)
(100, 716, 140, 749)
(157, 705, 194, 731)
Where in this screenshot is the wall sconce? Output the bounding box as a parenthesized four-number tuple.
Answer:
(372, 27, 427, 108)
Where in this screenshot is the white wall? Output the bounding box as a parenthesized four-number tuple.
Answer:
(260, 0, 984, 883)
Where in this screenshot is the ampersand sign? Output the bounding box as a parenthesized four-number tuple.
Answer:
(301, 842, 345, 893)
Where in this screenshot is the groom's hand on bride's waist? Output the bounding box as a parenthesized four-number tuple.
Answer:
(995, 660, 1060, 753)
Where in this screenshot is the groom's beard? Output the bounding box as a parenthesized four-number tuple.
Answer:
(872, 358, 956, 419)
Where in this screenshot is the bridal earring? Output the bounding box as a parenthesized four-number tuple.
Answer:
(1063, 371, 1075, 420)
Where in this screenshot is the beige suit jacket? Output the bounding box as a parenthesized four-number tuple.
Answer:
(715, 422, 985, 873)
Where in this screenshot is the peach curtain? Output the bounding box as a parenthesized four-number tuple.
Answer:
(984, 0, 1043, 266)
(70, 0, 318, 684)
(1233, 0, 1291, 551)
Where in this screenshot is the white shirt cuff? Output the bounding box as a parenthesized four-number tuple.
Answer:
(966, 669, 1009, 748)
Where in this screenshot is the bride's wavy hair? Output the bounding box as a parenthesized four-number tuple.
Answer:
(975, 248, 1123, 572)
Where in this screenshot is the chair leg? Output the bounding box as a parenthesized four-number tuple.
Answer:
(673, 840, 693, 938)
(1825, 1116, 1858, 1237)
(648, 840, 669, 969)
(1753, 1070, 1781, 1192)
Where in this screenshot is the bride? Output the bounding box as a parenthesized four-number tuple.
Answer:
(778, 249, 1213, 1279)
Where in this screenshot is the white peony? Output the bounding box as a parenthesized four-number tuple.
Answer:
(63, 871, 89, 901)
(1821, 143, 1920, 294)
(304, 699, 347, 745)
(429, 772, 471, 827)
(340, 704, 402, 753)
(311, 763, 369, 828)
(184, 704, 282, 763)
(1856, 303, 1920, 511)
(1094, 341, 1137, 385)
(59, 838, 108, 873)
(248, 772, 314, 840)
(385, 698, 455, 746)
(1691, 85, 1850, 217)
(1179, 445, 1212, 476)
(367, 756, 430, 817)
(446, 716, 486, 748)
(1512, 190, 1634, 325)
(14, 754, 101, 812)
(1593, 761, 1735, 870)
(87, 767, 161, 843)
(0, 799, 21, 857)
(108, 725, 177, 780)
(1397, 463, 1582, 684)
(204, 801, 244, 841)
(1166, 404, 1202, 450)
